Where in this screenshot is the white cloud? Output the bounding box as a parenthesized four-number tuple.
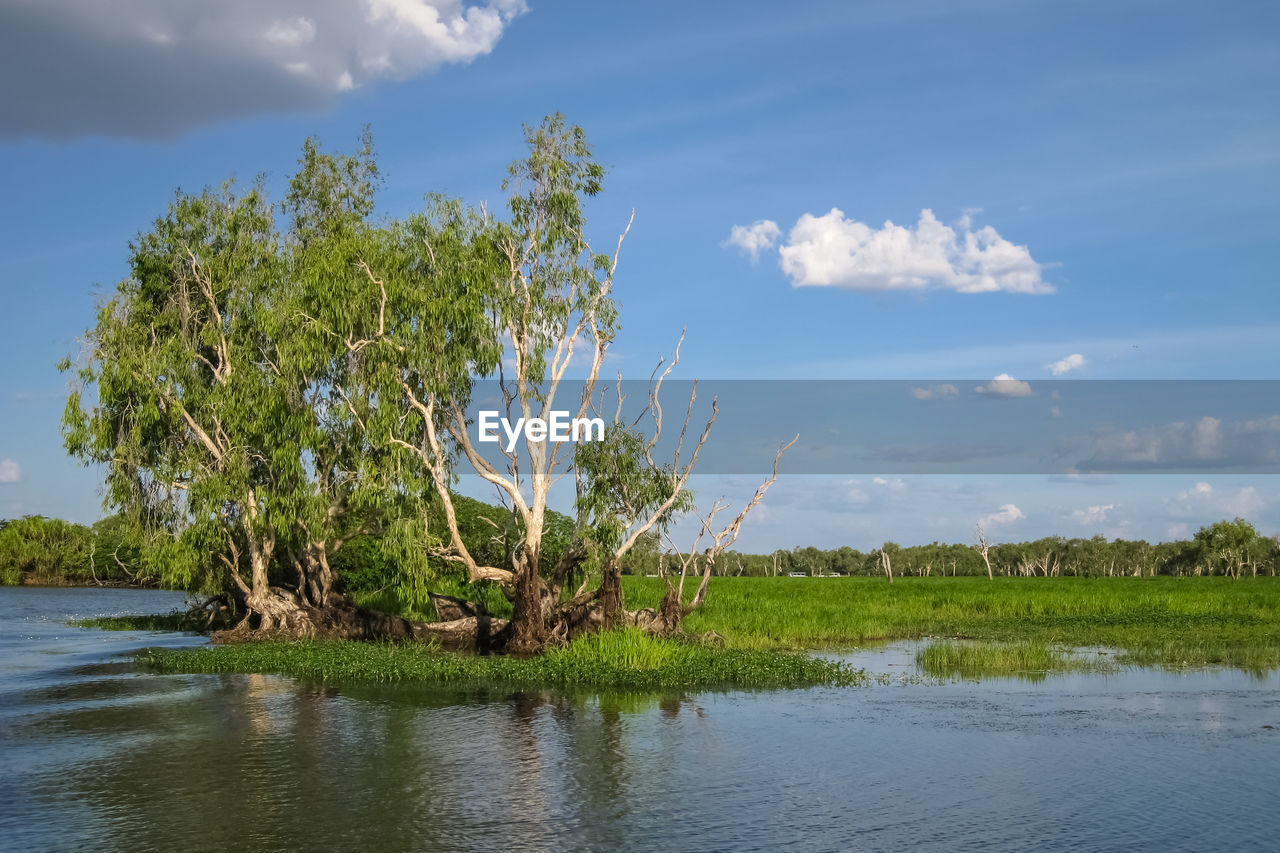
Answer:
(911, 383, 959, 400)
(1047, 353, 1086, 376)
(724, 220, 781, 261)
(262, 16, 317, 48)
(1076, 415, 1280, 470)
(840, 476, 907, 507)
(843, 480, 871, 507)
(1072, 503, 1115, 525)
(980, 503, 1025, 526)
(1165, 482, 1266, 520)
(974, 373, 1032, 398)
(872, 476, 907, 492)
(1, 0, 527, 138)
(771, 208, 1051, 294)
(0, 459, 20, 484)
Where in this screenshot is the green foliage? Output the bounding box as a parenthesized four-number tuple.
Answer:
(60, 126, 502, 603)
(0, 516, 92, 585)
(0, 514, 156, 586)
(61, 175, 290, 594)
(573, 420, 694, 553)
(1193, 518, 1264, 576)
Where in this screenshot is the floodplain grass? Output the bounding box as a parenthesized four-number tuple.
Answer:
(618, 576, 1280, 669)
(138, 630, 866, 691)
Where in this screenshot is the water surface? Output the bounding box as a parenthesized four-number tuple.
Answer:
(2, 587, 1277, 851)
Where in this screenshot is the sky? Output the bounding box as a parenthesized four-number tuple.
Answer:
(1, 0, 1278, 551)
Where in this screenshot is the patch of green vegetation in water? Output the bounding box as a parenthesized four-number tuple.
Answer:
(138, 628, 867, 691)
(71, 612, 207, 632)
(915, 640, 1110, 681)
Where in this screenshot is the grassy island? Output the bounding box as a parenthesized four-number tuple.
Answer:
(138, 628, 866, 691)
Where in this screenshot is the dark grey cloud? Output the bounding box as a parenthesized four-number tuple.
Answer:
(0, 0, 525, 140)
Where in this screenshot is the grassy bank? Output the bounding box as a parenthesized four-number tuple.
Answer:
(138, 629, 866, 690)
(623, 575, 1280, 668)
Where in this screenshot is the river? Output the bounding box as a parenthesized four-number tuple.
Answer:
(1, 587, 1277, 851)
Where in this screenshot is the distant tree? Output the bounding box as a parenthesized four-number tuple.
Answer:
(1194, 518, 1259, 578)
(0, 516, 92, 585)
(975, 525, 994, 580)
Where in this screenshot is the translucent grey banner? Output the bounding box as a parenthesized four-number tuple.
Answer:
(460, 380, 1280, 475)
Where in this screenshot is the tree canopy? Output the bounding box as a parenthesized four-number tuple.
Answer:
(63, 116, 787, 650)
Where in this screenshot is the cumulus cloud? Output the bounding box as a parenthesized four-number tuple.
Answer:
(0, 459, 20, 483)
(1, 0, 527, 138)
(872, 476, 907, 492)
(840, 476, 908, 508)
(1165, 482, 1266, 519)
(974, 373, 1032, 398)
(911, 383, 959, 400)
(724, 220, 781, 261)
(761, 208, 1050, 294)
(1047, 353, 1086, 376)
(1074, 415, 1280, 471)
(1072, 503, 1115, 525)
(980, 503, 1025, 526)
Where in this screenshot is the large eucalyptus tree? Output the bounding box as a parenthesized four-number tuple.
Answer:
(65, 115, 790, 649)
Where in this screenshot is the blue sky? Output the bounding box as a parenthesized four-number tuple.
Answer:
(1, 0, 1277, 549)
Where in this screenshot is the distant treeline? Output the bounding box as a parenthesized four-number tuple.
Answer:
(0, 493, 576, 592)
(673, 518, 1279, 579)
(3, 509, 1274, 588)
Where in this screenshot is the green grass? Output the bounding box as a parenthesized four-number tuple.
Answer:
(611, 576, 1280, 669)
(71, 611, 208, 632)
(138, 630, 866, 691)
(916, 640, 1107, 681)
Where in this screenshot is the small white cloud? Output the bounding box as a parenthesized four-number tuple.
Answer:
(975, 373, 1032, 398)
(872, 476, 907, 492)
(911, 383, 959, 400)
(843, 480, 871, 506)
(262, 17, 317, 48)
(1049, 405, 1063, 418)
(1072, 503, 1116, 525)
(724, 220, 781, 261)
(776, 208, 1051, 294)
(1047, 353, 1086, 376)
(0, 459, 20, 484)
(980, 503, 1025, 526)
(1165, 481, 1265, 519)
